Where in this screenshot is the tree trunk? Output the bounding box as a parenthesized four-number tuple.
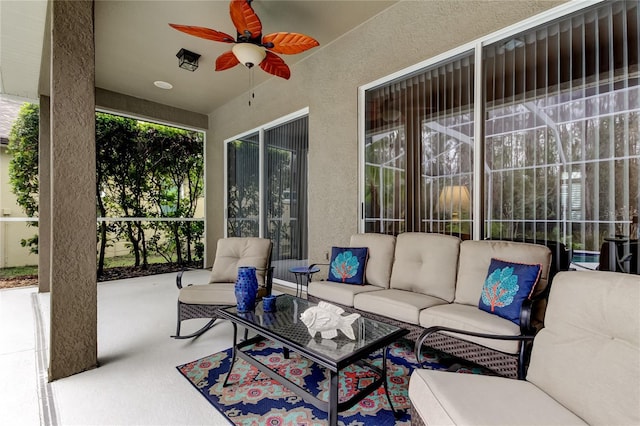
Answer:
(126, 221, 141, 267)
(173, 222, 182, 265)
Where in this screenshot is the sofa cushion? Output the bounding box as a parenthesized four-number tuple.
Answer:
(178, 283, 236, 305)
(209, 237, 272, 285)
(354, 289, 448, 325)
(455, 241, 550, 312)
(390, 233, 460, 302)
(327, 247, 368, 284)
(307, 281, 382, 307)
(350, 233, 396, 288)
(478, 258, 541, 325)
(409, 369, 587, 425)
(526, 271, 640, 426)
(419, 303, 521, 354)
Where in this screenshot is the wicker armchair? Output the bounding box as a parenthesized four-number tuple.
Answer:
(172, 237, 273, 339)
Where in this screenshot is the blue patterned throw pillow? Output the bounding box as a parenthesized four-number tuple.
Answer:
(478, 258, 542, 325)
(327, 247, 368, 285)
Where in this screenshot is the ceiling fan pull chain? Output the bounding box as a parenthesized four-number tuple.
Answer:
(249, 67, 255, 107)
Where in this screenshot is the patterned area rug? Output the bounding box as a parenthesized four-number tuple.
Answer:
(177, 339, 493, 426)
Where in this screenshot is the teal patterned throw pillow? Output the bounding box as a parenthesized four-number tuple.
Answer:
(327, 247, 368, 285)
(478, 258, 542, 325)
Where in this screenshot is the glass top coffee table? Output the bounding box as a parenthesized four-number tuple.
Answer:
(217, 294, 408, 425)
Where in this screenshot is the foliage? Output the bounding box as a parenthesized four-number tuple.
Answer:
(7, 103, 40, 253)
(8, 103, 39, 217)
(95, 114, 205, 272)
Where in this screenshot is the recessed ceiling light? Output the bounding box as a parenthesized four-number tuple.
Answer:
(154, 80, 173, 90)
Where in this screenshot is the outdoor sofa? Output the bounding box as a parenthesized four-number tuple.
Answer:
(307, 232, 552, 378)
(409, 270, 640, 425)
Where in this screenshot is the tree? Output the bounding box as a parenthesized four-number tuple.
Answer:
(142, 122, 204, 265)
(8, 103, 39, 253)
(95, 113, 140, 274)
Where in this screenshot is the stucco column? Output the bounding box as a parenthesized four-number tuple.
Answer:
(38, 95, 50, 293)
(48, 0, 97, 381)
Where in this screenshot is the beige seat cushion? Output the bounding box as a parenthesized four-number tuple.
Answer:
(354, 289, 448, 325)
(178, 283, 236, 305)
(209, 237, 272, 285)
(350, 233, 396, 288)
(390, 233, 460, 301)
(419, 303, 521, 354)
(526, 271, 640, 425)
(307, 280, 381, 307)
(409, 369, 586, 425)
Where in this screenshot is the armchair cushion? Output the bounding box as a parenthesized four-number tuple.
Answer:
(178, 283, 236, 305)
(209, 237, 272, 285)
(409, 369, 586, 425)
(327, 247, 368, 284)
(478, 258, 541, 325)
(526, 271, 640, 425)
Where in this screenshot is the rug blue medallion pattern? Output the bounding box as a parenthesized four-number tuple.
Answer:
(177, 339, 492, 425)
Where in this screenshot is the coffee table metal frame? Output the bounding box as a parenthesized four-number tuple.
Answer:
(217, 294, 408, 426)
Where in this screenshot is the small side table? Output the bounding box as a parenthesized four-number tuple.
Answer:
(289, 265, 321, 299)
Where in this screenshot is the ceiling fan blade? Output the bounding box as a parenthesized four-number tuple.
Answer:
(169, 24, 235, 43)
(262, 32, 320, 55)
(215, 51, 241, 71)
(229, 0, 262, 40)
(259, 51, 290, 80)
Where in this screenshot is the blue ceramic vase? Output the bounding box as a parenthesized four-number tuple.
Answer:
(235, 266, 259, 312)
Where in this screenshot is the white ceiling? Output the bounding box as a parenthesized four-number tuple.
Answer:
(1, 0, 397, 115)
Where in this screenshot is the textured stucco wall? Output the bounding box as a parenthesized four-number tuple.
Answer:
(38, 95, 50, 292)
(206, 0, 566, 267)
(48, 0, 98, 381)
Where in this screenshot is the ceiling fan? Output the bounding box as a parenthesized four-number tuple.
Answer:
(169, 0, 319, 80)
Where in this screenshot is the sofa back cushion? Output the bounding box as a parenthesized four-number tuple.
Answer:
(350, 233, 396, 288)
(455, 240, 551, 304)
(209, 237, 272, 285)
(390, 233, 460, 301)
(527, 271, 640, 425)
(455, 240, 551, 326)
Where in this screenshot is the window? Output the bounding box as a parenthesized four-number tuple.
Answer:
(483, 0, 639, 251)
(362, 0, 639, 258)
(226, 110, 310, 283)
(364, 53, 475, 237)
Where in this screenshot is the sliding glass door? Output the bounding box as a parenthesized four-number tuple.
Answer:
(226, 111, 310, 283)
(227, 132, 260, 237)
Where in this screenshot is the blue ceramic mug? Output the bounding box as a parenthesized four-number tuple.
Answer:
(262, 295, 277, 313)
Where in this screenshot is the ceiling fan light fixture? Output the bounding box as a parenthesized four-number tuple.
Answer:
(176, 48, 201, 71)
(232, 43, 266, 68)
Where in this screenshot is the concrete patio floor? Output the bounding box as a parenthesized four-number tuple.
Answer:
(0, 270, 285, 425)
